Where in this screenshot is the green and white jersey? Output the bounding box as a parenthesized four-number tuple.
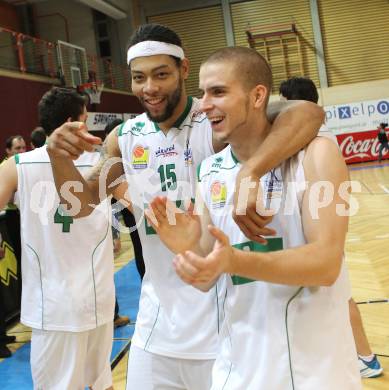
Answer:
(118, 97, 225, 359)
(15, 146, 115, 332)
(198, 144, 360, 389)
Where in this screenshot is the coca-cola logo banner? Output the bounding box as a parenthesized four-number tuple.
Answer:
(336, 130, 389, 163)
(325, 98, 389, 134)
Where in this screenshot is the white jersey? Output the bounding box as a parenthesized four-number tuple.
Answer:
(318, 123, 338, 143)
(118, 97, 224, 359)
(198, 144, 361, 389)
(15, 146, 115, 332)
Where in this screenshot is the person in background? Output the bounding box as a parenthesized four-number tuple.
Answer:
(30, 127, 47, 149)
(279, 75, 383, 378)
(377, 122, 389, 163)
(4, 135, 26, 159)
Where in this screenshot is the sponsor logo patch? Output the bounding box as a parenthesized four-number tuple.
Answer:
(210, 180, 227, 209)
(132, 145, 149, 169)
(155, 145, 178, 158)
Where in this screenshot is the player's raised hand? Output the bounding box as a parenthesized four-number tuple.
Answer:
(145, 196, 201, 254)
(233, 165, 276, 244)
(47, 121, 102, 160)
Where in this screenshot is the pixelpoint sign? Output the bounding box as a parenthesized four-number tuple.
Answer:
(325, 98, 389, 134)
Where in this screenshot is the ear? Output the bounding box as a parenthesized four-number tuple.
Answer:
(252, 85, 268, 109)
(180, 58, 190, 80)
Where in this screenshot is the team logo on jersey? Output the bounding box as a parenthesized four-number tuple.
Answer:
(265, 169, 283, 198)
(155, 144, 178, 158)
(132, 145, 149, 169)
(191, 110, 204, 120)
(264, 168, 283, 209)
(184, 147, 193, 166)
(212, 156, 223, 169)
(132, 122, 145, 133)
(210, 180, 227, 209)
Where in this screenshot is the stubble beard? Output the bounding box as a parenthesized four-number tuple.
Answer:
(142, 79, 183, 123)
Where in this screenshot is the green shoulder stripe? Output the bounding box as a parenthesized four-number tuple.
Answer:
(14, 154, 20, 164)
(196, 162, 202, 182)
(117, 123, 125, 136)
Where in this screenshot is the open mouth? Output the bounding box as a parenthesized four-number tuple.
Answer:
(208, 116, 225, 128)
(143, 97, 166, 111)
(145, 97, 165, 106)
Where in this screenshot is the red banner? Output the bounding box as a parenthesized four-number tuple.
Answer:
(336, 129, 389, 164)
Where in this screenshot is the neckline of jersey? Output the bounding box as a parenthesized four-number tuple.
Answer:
(153, 96, 193, 132)
(230, 147, 240, 164)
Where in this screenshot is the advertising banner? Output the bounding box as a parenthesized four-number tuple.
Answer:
(86, 112, 123, 131)
(336, 129, 389, 163)
(324, 98, 389, 163)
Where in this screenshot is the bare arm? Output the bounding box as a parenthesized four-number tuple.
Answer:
(231, 100, 325, 243)
(0, 158, 18, 210)
(230, 137, 348, 286)
(248, 100, 325, 174)
(176, 137, 349, 287)
(47, 124, 125, 217)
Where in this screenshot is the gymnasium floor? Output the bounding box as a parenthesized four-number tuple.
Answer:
(0, 161, 388, 389)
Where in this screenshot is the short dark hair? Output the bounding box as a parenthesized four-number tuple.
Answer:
(6, 135, 24, 150)
(31, 127, 47, 148)
(379, 122, 388, 129)
(279, 77, 319, 103)
(202, 47, 272, 102)
(104, 118, 123, 136)
(38, 87, 86, 135)
(128, 23, 183, 66)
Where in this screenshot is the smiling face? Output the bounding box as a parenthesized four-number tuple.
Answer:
(199, 62, 254, 144)
(130, 54, 188, 123)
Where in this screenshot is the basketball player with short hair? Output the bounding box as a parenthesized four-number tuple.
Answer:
(46, 24, 325, 389)
(148, 47, 362, 389)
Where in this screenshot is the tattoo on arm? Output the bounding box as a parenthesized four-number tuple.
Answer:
(87, 141, 109, 182)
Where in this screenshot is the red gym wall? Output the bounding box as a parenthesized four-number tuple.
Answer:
(0, 75, 143, 157)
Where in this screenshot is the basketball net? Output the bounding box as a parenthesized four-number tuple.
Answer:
(79, 81, 104, 104)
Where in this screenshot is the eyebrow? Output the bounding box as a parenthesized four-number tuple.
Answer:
(131, 64, 170, 74)
(200, 85, 227, 93)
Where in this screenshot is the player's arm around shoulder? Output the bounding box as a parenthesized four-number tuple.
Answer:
(226, 137, 350, 287)
(0, 157, 18, 210)
(301, 135, 350, 284)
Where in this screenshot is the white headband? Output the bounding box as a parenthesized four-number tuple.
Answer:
(127, 40, 185, 64)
